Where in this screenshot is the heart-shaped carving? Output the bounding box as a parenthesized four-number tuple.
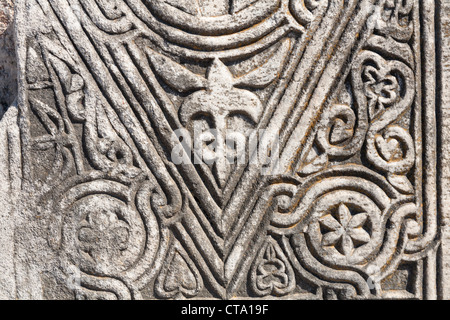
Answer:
(375, 136, 403, 162)
(155, 241, 203, 299)
(330, 119, 354, 145)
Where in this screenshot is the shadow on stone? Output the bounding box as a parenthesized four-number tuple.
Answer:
(0, 21, 17, 120)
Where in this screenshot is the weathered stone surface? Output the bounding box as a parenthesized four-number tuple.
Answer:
(0, 0, 448, 300)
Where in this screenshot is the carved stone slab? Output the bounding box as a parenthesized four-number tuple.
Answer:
(3, 0, 448, 299)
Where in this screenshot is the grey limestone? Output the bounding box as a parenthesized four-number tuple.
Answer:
(0, 0, 449, 300)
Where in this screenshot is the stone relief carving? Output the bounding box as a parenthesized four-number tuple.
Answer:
(0, 0, 447, 300)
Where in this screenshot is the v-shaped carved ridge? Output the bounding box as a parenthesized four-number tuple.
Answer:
(35, 0, 381, 298)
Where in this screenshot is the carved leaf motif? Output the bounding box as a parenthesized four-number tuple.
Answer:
(164, 253, 198, 293)
(155, 241, 203, 299)
(84, 99, 142, 178)
(387, 174, 414, 194)
(298, 148, 328, 175)
(150, 54, 207, 92)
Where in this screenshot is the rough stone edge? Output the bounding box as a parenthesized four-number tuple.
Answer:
(438, 0, 450, 300)
(0, 102, 20, 300)
(0, 0, 20, 300)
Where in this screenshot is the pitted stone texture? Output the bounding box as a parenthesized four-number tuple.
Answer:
(0, 0, 13, 34)
(1, 0, 447, 300)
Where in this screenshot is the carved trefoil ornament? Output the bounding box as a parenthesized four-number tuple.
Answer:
(12, 0, 443, 300)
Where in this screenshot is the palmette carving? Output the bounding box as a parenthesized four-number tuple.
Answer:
(16, 0, 440, 299)
(250, 236, 295, 297)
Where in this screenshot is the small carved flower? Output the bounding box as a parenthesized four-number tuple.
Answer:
(78, 209, 130, 261)
(382, 0, 413, 28)
(363, 66, 399, 120)
(319, 203, 371, 257)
